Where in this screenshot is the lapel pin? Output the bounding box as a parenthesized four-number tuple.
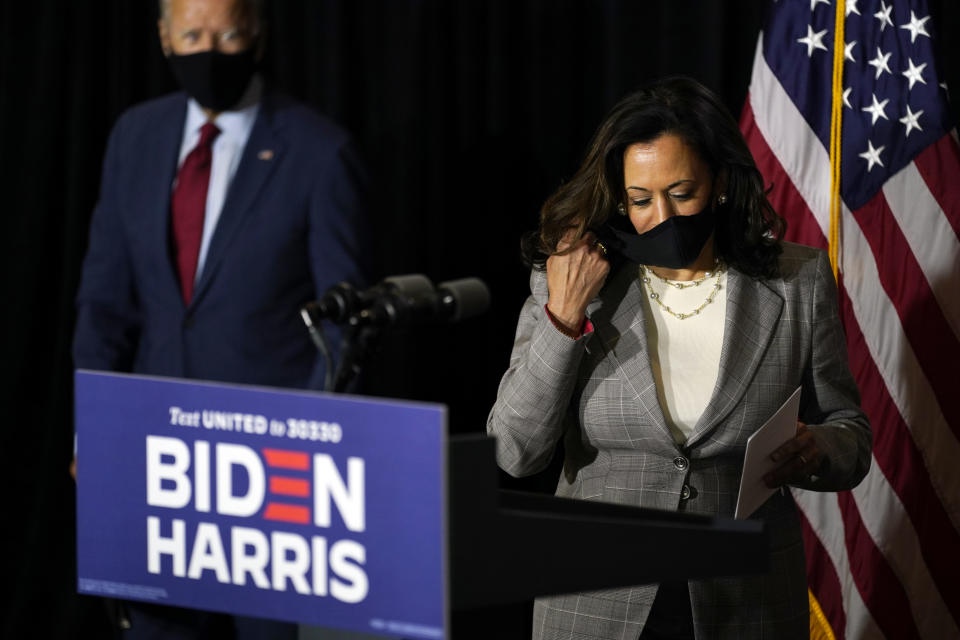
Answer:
(258, 149, 274, 161)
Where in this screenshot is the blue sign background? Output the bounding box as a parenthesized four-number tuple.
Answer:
(75, 370, 447, 639)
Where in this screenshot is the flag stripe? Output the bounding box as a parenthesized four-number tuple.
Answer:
(912, 134, 960, 239)
(852, 458, 960, 639)
(839, 287, 960, 632)
(838, 215, 960, 527)
(838, 491, 923, 640)
(792, 489, 884, 640)
(850, 190, 960, 437)
(800, 507, 847, 639)
(881, 158, 960, 342)
(740, 101, 829, 251)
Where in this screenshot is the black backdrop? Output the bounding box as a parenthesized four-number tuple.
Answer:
(2, 1, 958, 637)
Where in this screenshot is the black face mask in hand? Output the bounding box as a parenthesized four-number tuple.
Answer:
(167, 48, 257, 112)
(596, 205, 716, 269)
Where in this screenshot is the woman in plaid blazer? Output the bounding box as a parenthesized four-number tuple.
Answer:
(487, 77, 871, 640)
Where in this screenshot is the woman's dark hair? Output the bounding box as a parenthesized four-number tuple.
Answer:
(522, 76, 785, 279)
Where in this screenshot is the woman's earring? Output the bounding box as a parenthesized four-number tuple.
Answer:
(717, 193, 728, 206)
(617, 203, 626, 215)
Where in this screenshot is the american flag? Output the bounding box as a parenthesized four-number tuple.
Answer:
(739, 0, 960, 638)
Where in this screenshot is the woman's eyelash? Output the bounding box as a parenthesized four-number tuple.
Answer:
(630, 193, 693, 207)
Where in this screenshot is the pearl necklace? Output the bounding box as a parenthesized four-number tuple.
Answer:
(640, 262, 724, 320)
(645, 259, 720, 288)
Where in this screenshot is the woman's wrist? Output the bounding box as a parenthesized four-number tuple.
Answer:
(545, 304, 585, 339)
(546, 300, 585, 327)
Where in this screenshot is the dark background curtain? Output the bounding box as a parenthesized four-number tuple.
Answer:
(2, 1, 957, 636)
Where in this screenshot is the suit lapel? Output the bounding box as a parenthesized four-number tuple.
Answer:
(142, 95, 188, 306)
(191, 95, 284, 305)
(591, 263, 673, 443)
(686, 267, 784, 447)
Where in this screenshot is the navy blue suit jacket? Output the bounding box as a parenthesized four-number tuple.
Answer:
(73, 91, 370, 389)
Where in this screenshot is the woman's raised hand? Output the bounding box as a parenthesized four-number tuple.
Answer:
(545, 230, 610, 331)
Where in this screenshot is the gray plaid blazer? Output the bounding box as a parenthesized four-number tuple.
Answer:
(487, 242, 871, 640)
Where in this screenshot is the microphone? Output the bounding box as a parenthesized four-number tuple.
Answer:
(433, 278, 491, 322)
(301, 275, 434, 325)
(300, 275, 491, 392)
(363, 277, 490, 327)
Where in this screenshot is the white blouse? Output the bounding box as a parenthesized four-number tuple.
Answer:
(640, 267, 727, 445)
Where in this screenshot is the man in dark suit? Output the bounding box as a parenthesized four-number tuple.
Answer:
(72, 0, 371, 636)
(74, 0, 369, 387)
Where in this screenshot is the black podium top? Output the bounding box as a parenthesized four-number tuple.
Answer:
(448, 435, 766, 610)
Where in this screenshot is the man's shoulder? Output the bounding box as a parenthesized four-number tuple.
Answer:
(98, 92, 186, 161)
(260, 92, 352, 149)
(115, 91, 188, 130)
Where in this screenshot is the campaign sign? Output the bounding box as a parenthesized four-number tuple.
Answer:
(75, 370, 447, 639)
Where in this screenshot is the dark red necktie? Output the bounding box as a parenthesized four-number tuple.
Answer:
(171, 122, 221, 304)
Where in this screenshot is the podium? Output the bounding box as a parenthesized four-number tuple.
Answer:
(448, 435, 766, 611)
(75, 371, 766, 639)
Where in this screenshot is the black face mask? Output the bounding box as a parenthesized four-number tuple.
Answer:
(167, 48, 256, 112)
(597, 205, 716, 269)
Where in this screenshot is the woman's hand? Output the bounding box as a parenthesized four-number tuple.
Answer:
(545, 230, 610, 331)
(764, 422, 824, 487)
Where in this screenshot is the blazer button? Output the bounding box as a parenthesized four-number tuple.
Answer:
(183, 315, 193, 329)
(680, 484, 691, 500)
(673, 456, 688, 471)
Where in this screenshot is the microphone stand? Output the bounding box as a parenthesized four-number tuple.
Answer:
(300, 307, 335, 391)
(302, 301, 384, 394)
(331, 318, 381, 394)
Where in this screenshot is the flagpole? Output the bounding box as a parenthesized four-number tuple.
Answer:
(827, 0, 846, 280)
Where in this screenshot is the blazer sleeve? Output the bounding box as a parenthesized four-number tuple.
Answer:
(72, 113, 141, 372)
(306, 137, 374, 390)
(797, 250, 872, 491)
(486, 270, 593, 477)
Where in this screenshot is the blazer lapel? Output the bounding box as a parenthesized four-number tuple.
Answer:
(686, 267, 784, 447)
(142, 95, 188, 306)
(191, 95, 284, 305)
(590, 263, 673, 444)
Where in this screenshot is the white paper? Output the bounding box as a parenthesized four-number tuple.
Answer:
(734, 386, 802, 520)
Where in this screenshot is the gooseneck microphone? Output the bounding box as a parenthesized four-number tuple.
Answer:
(300, 274, 491, 391)
(304, 275, 490, 328)
(354, 277, 491, 327)
(300, 274, 435, 325)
